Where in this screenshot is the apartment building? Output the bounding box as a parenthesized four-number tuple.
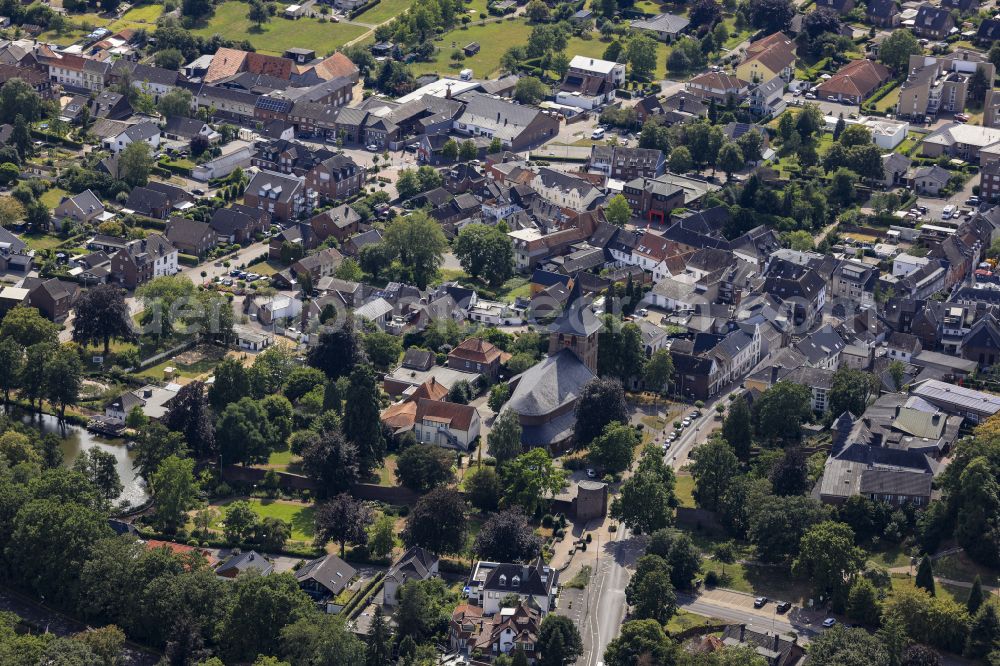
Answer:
(896, 53, 994, 120)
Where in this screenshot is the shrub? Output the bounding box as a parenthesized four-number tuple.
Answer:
(705, 570, 719, 587)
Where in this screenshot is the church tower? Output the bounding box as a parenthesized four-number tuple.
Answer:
(547, 280, 600, 372)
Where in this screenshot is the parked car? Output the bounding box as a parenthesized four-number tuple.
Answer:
(822, 618, 837, 628)
(754, 597, 768, 608)
(586, 468, 596, 478)
(681, 418, 691, 427)
(591, 128, 606, 140)
(366, 144, 379, 151)
(805, 92, 816, 100)
(637, 308, 649, 316)
(955, 113, 970, 122)
(776, 601, 791, 613)
(967, 196, 981, 206)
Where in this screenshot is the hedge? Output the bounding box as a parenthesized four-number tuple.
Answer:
(178, 253, 199, 267)
(349, 0, 379, 18)
(30, 129, 83, 150)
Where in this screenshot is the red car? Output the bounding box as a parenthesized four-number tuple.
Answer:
(955, 113, 970, 123)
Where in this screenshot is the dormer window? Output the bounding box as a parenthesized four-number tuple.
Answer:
(512, 575, 520, 588)
(499, 574, 507, 586)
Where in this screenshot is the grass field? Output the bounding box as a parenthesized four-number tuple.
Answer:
(354, 0, 419, 25)
(874, 86, 901, 113)
(40, 185, 69, 210)
(213, 498, 316, 542)
(109, 4, 164, 31)
(410, 18, 532, 78)
(191, 3, 367, 55)
(21, 232, 64, 251)
(675, 474, 696, 508)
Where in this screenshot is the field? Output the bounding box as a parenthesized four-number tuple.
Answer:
(409, 18, 533, 79)
(874, 86, 901, 113)
(675, 474, 696, 508)
(39, 5, 164, 44)
(354, 0, 420, 25)
(191, 2, 367, 56)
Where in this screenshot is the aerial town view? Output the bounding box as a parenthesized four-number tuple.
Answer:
(4, 0, 1000, 662)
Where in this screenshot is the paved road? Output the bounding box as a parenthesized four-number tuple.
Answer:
(575, 385, 743, 664)
(678, 593, 820, 641)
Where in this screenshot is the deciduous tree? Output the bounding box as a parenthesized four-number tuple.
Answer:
(72, 285, 133, 355)
(402, 487, 467, 554)
(473, 509, 542, 563)
(315, 493, 373, 557)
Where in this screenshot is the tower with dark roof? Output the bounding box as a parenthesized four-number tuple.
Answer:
(547, 280, 601, 372)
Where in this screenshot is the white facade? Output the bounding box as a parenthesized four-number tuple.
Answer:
(567, 55, 626, 86)
(893, 252, 931, 277)
(104, 128, 161, 154)
(153, 249, 179, 278)
(414, 411, 481, 450)
(48, 64, 104, 92)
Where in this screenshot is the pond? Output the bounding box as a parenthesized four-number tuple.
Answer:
(19, 412, 149, 508)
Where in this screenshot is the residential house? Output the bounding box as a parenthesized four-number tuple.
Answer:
(125, 182, 193, 220)
(244, 170, 311, 223)
(685, 72, 750, 103)
(467, 558, 559, 615)
(630, 230, 688, 283)
(162, 116, 216, 143)
(105, 384, 179, 422)
(976, 18, 1000, 45)
(24, 277, 79, 321)
(450, 602, 542, 661)
(103, 121, 160, 153)
(216, 550, 273, 578)
(881, 152, 912, 188)
(911, 4, 954, 39)
(209, 204, 269, 244)
(720, 624, 805, 666)
(290, 247, 343, 281)
(53, 190, 105, 227)
(981, 160, 1000, 203)
(887, 330, 922, 362)
(817, 60, 892, 105)
(630, 13, 690, 42)
(448, 337, 507, 381)
(815, 0, 854, 12)
(984, 89, 1000, 130)
(763, 258, 827, 330)
(165, 217, 216, 257)
(795, 325, 846, 370)
(556, 72, 616, 110)
(384, 547, 439, 606)
(307, 204, 361, 244)
(736, 32, 797, 83)
(909, 164, 951, 195)
(830, 260, 879, 309)
(748, 76, 786, 118)
(295, 554, 356, 609)
(46, 53, 110, 92)
(567, 55, 626, 87)
(304, 154, 362, 202)
(622, 176, 686, 225)
(413, 399, 482, 449)
(867, 0, 900, 27)
(589, 145, 665, 181)
(941, 0, 977, 13)
(961, 312, 1000, 369)
(530, 168, 603, 211)
(110, 234, 178, 289)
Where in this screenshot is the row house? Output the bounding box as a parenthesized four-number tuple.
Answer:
(46, 53, 110, 92)
(529, 168, 603, 212)
(589, 145, 665, 181)
(110, 234, 178, 289)
(622, 175, 686, 225)
(244, 170, 312, 223)
(630, 230, 689, 283)
(305, 154, 362, 202)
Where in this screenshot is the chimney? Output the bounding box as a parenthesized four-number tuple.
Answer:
(446, 82, 452, 100)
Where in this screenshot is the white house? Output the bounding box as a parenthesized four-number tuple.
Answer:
(413, 399, 482, 450)
(468, 559, 558, 616)
(567, 55, 626, 86)
(529, 168, 602, 211)
(104, 122, 161, 154)
(105, 384, 180, 423)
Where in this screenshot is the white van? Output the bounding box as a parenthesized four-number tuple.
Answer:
(459, 68, 473, 81)
(942, 205, 955, 219)
(591, 128, 605, 140)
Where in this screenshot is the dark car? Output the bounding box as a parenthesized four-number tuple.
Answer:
(776, 601, 791, 613)
(754, 597, 768, 608)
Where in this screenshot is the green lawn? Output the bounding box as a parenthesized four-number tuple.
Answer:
(109, 4, 164, 31)
(40, 187, 68, 210)
(354, 0, 419, 25)
(21, 233, 64, 251)
(874, 86, 901, 113)
(191, 3, 367, 55)
(410, 18, 533, 78)
(135, 347, 229, 381)
(675, 474, 696, 508)
(666, 609, 722, 634)
(932, 552, 1000, 587)
(564, 34, 610, 62)
(868, 546, 913, 570)
(214, 498, 316, 542)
